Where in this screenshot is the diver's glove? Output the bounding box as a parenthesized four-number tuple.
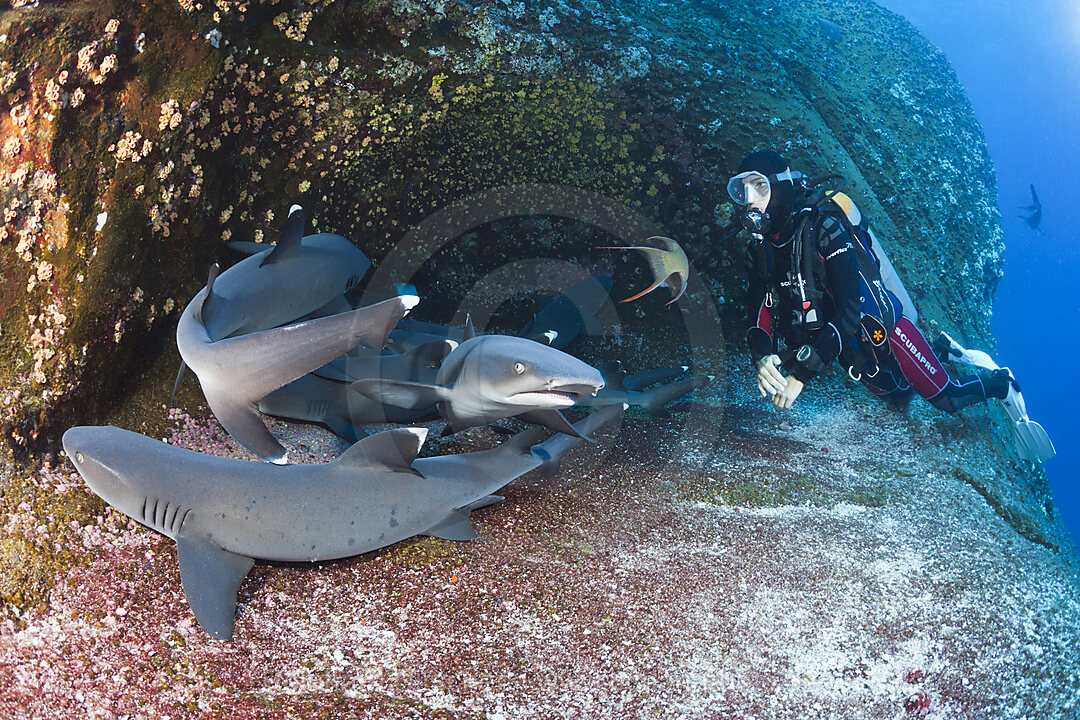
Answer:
(755, 354, 788, 397)
(772, 375, 804, 410)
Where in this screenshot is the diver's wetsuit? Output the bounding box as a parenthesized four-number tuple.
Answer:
(745, 211, 1004, 413)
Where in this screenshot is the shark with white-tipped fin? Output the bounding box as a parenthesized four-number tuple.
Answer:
(62, 405, 622, 640)
(176, 264, 417, 462)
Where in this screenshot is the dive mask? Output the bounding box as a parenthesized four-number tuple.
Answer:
(725, 168, 804, 206)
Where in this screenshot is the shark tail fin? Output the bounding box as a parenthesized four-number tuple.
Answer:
(335, 427, 427, 477)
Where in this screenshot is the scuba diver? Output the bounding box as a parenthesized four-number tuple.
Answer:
(724, 151, 1053, 462)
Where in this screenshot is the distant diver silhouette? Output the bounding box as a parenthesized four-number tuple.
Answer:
(1019, 184, 1042, 230)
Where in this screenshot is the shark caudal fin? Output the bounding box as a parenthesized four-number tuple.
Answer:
(175, 532, 255, 641)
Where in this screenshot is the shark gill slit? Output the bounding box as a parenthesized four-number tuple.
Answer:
(164, 503, 179, 532)
(173, 508, 191, 535)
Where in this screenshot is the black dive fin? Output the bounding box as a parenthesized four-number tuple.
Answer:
(322, 416, 369, 444)
(423, 509, 478, 541)
(351, 379, 451, 411)
(175, 531, 255, 641)
(515, 409, 589, 440)
(260, 205, 305, 267)
(170, 360, 187, 406)
(463, 314, 476, 342)
(335, 427, 426, 477)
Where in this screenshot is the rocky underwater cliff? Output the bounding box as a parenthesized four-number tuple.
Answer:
(0, 0, 1077, 718)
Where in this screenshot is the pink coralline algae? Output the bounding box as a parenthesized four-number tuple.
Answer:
(905, 691, 932, 716)
(903, 667, 926, 683)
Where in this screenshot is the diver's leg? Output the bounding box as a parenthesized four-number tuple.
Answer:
(888, 317, 1009, 413)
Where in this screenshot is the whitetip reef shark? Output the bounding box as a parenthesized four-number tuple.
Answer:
(258, 341, 455, 441)
(176, 263, 417, 463)
(350, 333, 606, 438)
(62, 405, 623, 640)
(202, 204, 372, 341)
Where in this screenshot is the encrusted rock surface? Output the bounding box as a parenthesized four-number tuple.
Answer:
(1, 371, 1078, 719)
(0, 0, 1075, 716)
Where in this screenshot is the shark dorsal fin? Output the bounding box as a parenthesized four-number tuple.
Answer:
(260, 205, 305, 267)
(335, 427, 427, 476)
(462, 314, 476, 342)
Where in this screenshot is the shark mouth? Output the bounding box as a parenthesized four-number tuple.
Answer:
(511, 385, 599, 408)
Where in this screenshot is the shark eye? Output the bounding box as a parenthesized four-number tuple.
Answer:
(513, 362, 526, 375)
(75, 452, 84, 463)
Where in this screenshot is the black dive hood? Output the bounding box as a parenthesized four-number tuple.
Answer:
(736, 150, 799, 244)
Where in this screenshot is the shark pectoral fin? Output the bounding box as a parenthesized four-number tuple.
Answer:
(350, 379, 450, 411)
(530, 446, 561, 478)
(207, 397, 287, 462)
(260, 204, 305, 266)
(322, 416, 369, 444)
(335, 427, 427, 477)
(515, 409, 589, 440)
(175, 532, 255, 641)
(423, 509, 478, 542)
(501, 426, 548, 455)
(466, 495, 505, 511)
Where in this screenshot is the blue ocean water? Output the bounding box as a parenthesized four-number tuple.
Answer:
(872, 0, 1080, 546)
